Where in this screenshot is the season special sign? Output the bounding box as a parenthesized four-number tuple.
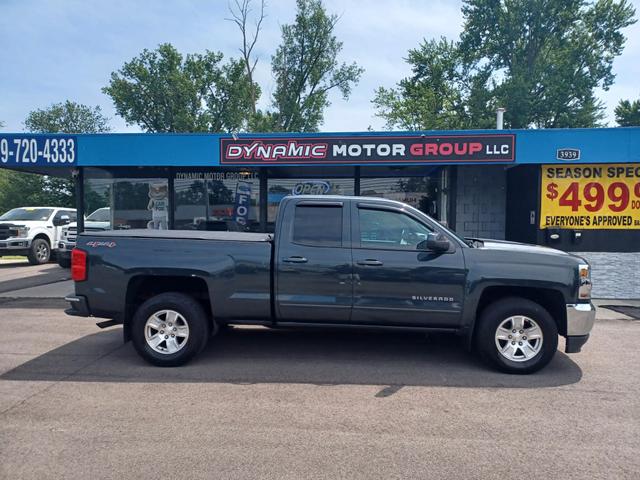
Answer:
(220, 134, 515, 165)
(540, 164, 640, 230)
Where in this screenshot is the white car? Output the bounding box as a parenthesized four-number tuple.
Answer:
(57, 207, 111, 268)
(0, 207, 77, 265)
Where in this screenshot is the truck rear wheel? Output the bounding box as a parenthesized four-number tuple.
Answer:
(131, 292, 210, 367)
(475, 297, 558, 374)
(27, 238, 50, 265)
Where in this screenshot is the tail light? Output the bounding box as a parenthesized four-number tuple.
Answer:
(71, 249, 87, 282)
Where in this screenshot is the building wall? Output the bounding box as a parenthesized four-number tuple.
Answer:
(572, 252, 640, 299)
(455, 165, 507, 239)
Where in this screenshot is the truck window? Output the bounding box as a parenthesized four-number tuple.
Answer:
(293, 205, 342, 247)
(358, 208, 432, 250)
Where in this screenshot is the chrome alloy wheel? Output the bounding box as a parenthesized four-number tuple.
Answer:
(36, 243, 49, 261)
(494, 315, 543, 362)
(144, 310, 190, 354)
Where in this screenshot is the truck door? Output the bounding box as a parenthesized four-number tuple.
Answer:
(351, 203, 466, 327)
(275, 200, 352, 323)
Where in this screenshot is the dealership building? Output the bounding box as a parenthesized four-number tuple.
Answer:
(1, 127, 638, 298)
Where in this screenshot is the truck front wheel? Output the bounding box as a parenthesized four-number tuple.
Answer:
(475, 297, 558, 374)
(27, 238, 51, 265)
(131, 292, 210, 367)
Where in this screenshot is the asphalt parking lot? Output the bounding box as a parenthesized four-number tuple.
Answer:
(0, 293, 638, 479)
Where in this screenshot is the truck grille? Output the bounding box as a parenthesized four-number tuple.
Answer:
(0, 224, 18, 240)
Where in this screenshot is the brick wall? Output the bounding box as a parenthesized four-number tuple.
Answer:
(455, 165, 507, 239)
(571, 252, 640, 299)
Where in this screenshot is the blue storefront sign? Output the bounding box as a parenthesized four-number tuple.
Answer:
(0, 134, 77, 167)
(0, 128, 638, 169)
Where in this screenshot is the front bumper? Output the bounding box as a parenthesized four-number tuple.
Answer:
(58, 241, 75, 253)
(0, 237, 31, 253)
(565, 302, 596, 353)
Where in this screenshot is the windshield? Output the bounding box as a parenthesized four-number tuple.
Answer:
(0, 208, 54, 221)
(87, 208, 110, 222)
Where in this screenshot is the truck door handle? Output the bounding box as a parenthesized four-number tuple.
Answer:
(283, 256, 308, 263)
(357, 259, 383, 266)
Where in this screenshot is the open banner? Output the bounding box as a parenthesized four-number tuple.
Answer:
(540, 164, 640, 229)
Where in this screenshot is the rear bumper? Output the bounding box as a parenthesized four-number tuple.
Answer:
(565, 302, 596, 353)
(64, 295, 90, 317)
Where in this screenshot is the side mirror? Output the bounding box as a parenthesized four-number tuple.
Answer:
(54, 215, 70, 226)
(418, 232, 451, 252)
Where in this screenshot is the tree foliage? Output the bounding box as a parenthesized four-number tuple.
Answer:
(24, 100, 111, 133)
(374, 38, 495, 130)
(615, 98, 640, 126)
(103, 43, 258, 133)
(266, 0, 363, 132)
(374, 0, 636, 130)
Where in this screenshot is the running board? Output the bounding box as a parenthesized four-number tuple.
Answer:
(96, 319, 120, 329)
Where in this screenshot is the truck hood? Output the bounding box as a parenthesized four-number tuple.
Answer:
(0, 220, 48, 228)
(470, 238, 586, 262)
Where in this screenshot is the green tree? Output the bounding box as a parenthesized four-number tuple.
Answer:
(375, 0, 636, 130)
(615, 98, 640, 126)
(374, 38, 495, 130)
(24, 101, 110, 133)
(103, 43, 258, 133)
(268, 0, 363, 132)
(0, 102, 111, 214)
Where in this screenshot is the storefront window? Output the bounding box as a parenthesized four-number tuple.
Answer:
(360, 175, 441, 219)
(174, 171, 259, 231)
(267, 177, 354, 228)
(84, 169, 170, 230)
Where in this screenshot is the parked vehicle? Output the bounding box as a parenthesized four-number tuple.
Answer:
(65, 195, 595, 374)
(0, 207, 76, 264)
(57, 208, 111, 268)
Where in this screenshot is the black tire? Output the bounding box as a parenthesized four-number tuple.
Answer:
(27, 238, 51, 265)
(475, 297, 558, 374)
(58, 256, 71, 268)
(131, 292, 211, 367)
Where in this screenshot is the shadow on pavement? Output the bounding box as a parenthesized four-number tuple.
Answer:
(0, 264, 69, 294)
(1, 326, 582, 388)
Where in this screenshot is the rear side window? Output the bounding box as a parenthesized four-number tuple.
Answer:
(293, 205, 342, 247)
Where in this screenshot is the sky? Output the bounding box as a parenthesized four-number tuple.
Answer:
(1, 0, 639, 133)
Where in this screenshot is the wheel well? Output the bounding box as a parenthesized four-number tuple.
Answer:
(475, 286, 567, 336)
(124, 275, 213, 341)
(32, 233, 51, 245)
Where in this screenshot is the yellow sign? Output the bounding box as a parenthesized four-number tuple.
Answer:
(540, 164, 640, 229)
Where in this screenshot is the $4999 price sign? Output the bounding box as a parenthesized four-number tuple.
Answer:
(540, 164, 640, 229)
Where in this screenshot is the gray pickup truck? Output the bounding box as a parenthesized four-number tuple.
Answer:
(65, 195, 595, 374)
